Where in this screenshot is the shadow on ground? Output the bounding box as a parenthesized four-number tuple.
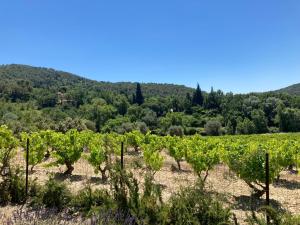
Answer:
(53, 173, 86, 182)
(90, 176, 108, 185)
(273, 178, 300, 190)
(170, 165, 192, 173)
(234, 195, 286, 213)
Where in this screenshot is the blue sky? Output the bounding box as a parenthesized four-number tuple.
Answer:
(1, 0, 300, 93)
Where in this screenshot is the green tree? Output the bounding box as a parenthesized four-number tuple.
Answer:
(93, 105, 117, 132)
(205, 87, 223, 111)
(264, 97, 282, 126)
(192, 84, 204, 106)
(236, 118, 256, 134)
(184, 93, 193, 114)
(159, 112, 184, 133)
(55, 117, 87, 133)
(204, 120, 222, 136)
(141, 108, 158, 128)
(251, 109, 268, 133)
(127, 105, 143, 122)
(134, 83, 144, 105)
(115, 95, 129, 116)
(278, 108, 300, 132)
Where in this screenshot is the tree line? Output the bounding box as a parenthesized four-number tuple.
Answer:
(0, 64, 300, 135)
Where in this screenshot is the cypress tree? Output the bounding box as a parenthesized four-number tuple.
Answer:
(192, 84, 204, 106)
(135, 83, 144, 105)
(184, 93, 193, 114)
(132, 93, 136, 104)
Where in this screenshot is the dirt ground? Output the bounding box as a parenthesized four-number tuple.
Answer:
(0, 149, 299, 224)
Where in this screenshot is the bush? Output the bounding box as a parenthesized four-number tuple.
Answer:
(199, 127, 207, 136)
(236, 118, 256, 134)
(109, 165, 164, 224)
(184, 127, 197, 135)
(247, 206, 300, 225)
(41, 177, 72, 210)
(204, 120, 222, 136)
(50, 129, 85, 175)
(136, 122, 149, 135)
(120, 122, 135, 133)
(7, 168, 27, 204)
(166, 181, 232, 225)
(268, 126, 279, 133)
(71, 186, 114, 215)
(168, 126, 184, 137)
(84, 120, 97, 132)
(0, 167, 40, 205)
(0, 125, 18, 176)
(0, 168, 26, 205)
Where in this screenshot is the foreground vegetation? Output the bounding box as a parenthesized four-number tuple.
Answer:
(1, 125, 300, 224)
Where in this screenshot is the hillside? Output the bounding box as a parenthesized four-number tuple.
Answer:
(276, 83, 300, 96)
(0, 64, 300, 136)
(0, 64, 194, 98)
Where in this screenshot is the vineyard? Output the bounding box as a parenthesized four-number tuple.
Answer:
(0, 125, 300, 224)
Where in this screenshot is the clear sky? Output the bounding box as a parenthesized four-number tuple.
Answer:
(1, 0, 300, 93)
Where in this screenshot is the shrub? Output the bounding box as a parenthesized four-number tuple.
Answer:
(121, 122, 135, 133)
(7, 168, 27, 204)
(0, 167, 39, 205)
(224, 141, 279, 198)
(236, 118, 256, 134)
(0, 180, 11, 205)
(0, 168, 26, 205)
(135, 122, 149, 135)
(71, 186, 114, 215)
(268, 126, 279, 133)
(109, 165, 164, 224)
(0, 125, 18, 176)
(168, 125, 184, 137)
(166, 181, 232, 225)
(125, 130, 143, 152)
(185, 136, 220, 182)
(21, 132, 47, 171)
(41, 177, 72, 210)
(84, 120, 97, 132)
(204, 120, 222, 136)
(184, 127, 197, 135)
(165, 136, 185, 170)
(50, 129, 85, 175)
(247, 206, 300, 225)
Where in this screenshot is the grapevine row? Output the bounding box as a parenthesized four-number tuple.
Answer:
(0, 125, 299, 198)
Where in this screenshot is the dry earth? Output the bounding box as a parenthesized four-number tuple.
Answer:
(0, 149, 299, 224)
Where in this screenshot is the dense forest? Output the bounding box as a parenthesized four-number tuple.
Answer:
(1, 64, 300, 135)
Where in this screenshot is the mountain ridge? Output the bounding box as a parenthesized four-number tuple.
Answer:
(0, 64, 194, 98)
(1, 64, 299, 96)
(274, 83, 300, 96)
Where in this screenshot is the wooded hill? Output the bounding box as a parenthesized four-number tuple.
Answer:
(276, 83, 300, 96)
(0, 64, 193, 99)
(0, 64, 300, 135)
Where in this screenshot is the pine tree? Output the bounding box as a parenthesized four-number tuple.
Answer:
(192, 84, 203, 106)
(135, 83, 144, 105)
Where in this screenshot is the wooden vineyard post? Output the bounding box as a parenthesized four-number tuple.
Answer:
(121, 142, 124, 170)
(25, 138, 29, 197)
(265, 152, 270, 225)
